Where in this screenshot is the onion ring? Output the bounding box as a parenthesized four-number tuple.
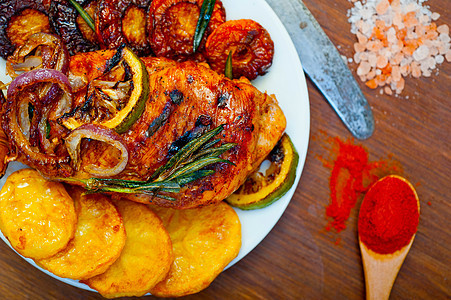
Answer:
(3, 68, 74, 177)
(65, 124, 129, 177)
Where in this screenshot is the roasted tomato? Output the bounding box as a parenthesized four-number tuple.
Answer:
(147, 0, 226, 62)
(96, 0, 152, 56)
(205, 19, 274, 80)
(49, 0, 100, 55)
(0, 0, 52, 59)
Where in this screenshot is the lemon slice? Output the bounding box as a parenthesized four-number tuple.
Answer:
(62, 45, 149, 134)
(226, 133, 298, 210)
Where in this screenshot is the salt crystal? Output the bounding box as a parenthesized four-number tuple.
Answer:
(431, 12, 440, 21)
(376, 55, 389, 68)
(357, 32, 368, 44)
(392, 66, 402, 82)
(439, 33, 451, 44)
(357, 61, 371, 75)
(360, 52, 369, 61)
(347, 0, 450, 95)
(437, 24, 449, 35)
(425, 56, 436, 70)
(413, 45, 430, 61)
(435, 55, 444, 64)
(393, 13, 403, 27)
(354, 42, 366, 53)
(367, 69, 376, 80)
(354, 52, 361, 63)
(422, 69, 431, 77)
(376, 0, 390, 15)
(438, 43, 449, 55)
(405, 3, 419, 14)
(384, 86, 393, 95)
(429, 46, 439, 56)
(368, 52, 378, 67)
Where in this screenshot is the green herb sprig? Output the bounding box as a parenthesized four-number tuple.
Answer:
(193, 0, 217, 52)
(68, 0, 96, 32)
(63, 125, 236, 201)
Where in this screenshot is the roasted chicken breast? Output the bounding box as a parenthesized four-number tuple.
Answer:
(4, 50, 286, 209)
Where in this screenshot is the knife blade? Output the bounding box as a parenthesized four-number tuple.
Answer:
(265, 0, 374, 139)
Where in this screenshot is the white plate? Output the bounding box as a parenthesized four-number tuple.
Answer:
(0, 0, 310, 293)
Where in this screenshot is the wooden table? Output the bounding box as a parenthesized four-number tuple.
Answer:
(0, 0, 449, 299)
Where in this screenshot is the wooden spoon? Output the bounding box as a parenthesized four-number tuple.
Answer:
(359, 175, 420, 300)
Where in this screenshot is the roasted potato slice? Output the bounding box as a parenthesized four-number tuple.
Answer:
(37, 187, 126, 280)
(0, 169, 77, 260)
(81, 198, 173, 298)
(149, 201, 241, 297)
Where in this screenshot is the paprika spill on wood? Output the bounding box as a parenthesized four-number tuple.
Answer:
(358, 176, 419, 254)
(316, 135, 402, 234)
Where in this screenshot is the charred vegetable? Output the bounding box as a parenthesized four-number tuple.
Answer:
(6, 33, 70, 78)
(0, 0, 52, 59)
(2, 68, 74, 177)
(147, 0, 226, 62)
(96, 0, 152, 56)
(205, 19, 274, 80)
(226, 134, 298, 210)
(49, 0, 100, 55)
(61, 45, 149, 134)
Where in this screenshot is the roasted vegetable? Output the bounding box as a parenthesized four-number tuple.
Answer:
(81, 198, 173, 298)
(150, 201, 241, 297)
(147, 0, 226, 61)
(96, 0, 152, 56)
(3, 68, 74, 178)
(61, 45, 149, 133)
(0, 0, 52, 59)
(0, 169, 77, 260)
(205, 19, 274, 80)
(37, 186, 126, 280)
(226, 133, 298, 210)
(49, 0, 100, 55)
(6, 33, 69, 78)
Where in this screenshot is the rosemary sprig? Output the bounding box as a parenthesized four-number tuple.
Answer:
(225, 51, 233, 79)
(193, 0, 216, 52)
(62, 125, 236, 201)
(68, 0, 96, 32)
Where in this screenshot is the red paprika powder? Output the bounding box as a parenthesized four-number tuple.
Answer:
(358, 176, 419, 254)
(321, 137, 401, 233)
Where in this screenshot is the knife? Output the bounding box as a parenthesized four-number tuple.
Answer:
(265, 0, 374, 140)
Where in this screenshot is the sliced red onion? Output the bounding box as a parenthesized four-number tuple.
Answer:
(2, 68, 74, 177)
(7, 68, 72, 101)
(65, 124, 129, 177)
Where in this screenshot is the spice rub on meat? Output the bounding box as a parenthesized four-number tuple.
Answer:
(6, 50, 286, 209)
